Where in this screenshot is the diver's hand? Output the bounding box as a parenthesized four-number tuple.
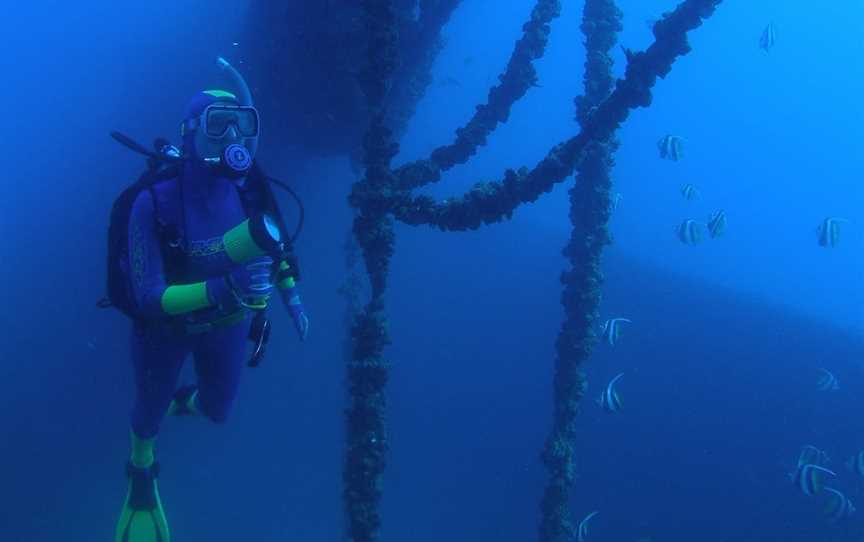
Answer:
(283, 287, 309, 341)
(208, 258, 274, 311)
(206, 275, 241, 311)
(233, 257, 274, 310)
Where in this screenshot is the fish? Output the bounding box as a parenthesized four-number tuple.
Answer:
(793, 463, 835, 496)
(577, 510, 599, 542)
(609, 192, 623, 213)
(707, 210, 727, 238)
(598, 373, 624, 413)
(817, 217, 848, 248)
(680, 184, 699, 201)
(677, 219, 704, 245)
(817, 368, 839, 391)
(600, 318, 631, 346)
(824, 488, 856, 523)
(657, 134, 684, 161)
(759, 23, 776, 52)
(798, 445, 830, 469)
(846, 450, 864, 478)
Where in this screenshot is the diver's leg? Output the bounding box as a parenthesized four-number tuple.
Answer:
(116, 324, 190, 542)
(129, 324, 190, 441)
(191, 320, 249, 424)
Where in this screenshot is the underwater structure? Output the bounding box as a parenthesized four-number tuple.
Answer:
(255, 1, 724, 540)
(245, 1, 462, 163)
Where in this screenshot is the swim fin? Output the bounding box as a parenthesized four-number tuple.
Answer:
(167, 385, 199, 417)
(115, 462, 170, 542)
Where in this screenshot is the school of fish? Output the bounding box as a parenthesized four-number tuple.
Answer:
(578, 20, 856, 541)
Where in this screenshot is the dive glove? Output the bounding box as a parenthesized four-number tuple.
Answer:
(207, 257, 274, 311)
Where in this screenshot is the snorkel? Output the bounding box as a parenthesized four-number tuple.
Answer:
(216, 56, 258, 157)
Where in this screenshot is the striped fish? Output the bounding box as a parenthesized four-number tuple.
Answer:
(577, 510, 599, 542)
(846, 450, 864, 478)
(609, 192, 623, 213)
(707, 210, 727, 238)
(677, 219, 703, 245)
(824, 488, 856, 523)
(760, 23, 776, 52)
(817, 217, 848, 248)
(793, 463, 835, 496)
(658, 134, 684, 161)
(598, 373, 624, 413)
(798, 445, 829, 469)
(600, 318, 631, 346)
(680, 184, 699, 201)
(817, 368, 839, 391)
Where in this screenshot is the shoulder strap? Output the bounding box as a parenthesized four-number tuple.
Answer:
(140, 164, 181, 231)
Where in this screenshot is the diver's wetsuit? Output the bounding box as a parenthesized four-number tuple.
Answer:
(127, 160, 255, 438)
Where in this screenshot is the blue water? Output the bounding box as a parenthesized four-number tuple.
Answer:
(1, 0, 862, 540)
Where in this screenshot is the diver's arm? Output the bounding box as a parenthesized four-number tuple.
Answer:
(128, 191, 226, 317)
(128, 191, 173, 318)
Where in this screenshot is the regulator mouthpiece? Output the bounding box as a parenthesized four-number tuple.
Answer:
(222, 143, 252, 178)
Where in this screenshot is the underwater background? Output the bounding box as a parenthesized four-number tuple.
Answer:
(0, 0, 862, 540)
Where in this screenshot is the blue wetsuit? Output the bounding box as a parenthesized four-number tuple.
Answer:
(127, 160, 258, 438)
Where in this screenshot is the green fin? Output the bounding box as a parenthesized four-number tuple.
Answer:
(115, 463, 170, 542)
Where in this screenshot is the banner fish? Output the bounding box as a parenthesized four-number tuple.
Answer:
(658, 134, 684, 161)
(577, 510, 599, 542)
(600, 318, 631, 346)
(817, 217, 848, 248)
(681, 184, 699, 201)
(824, 488, 856, 523)
(817, 368, 839, 391)
(846, 450, 864, 478)
(798, 445, 829, 469)
(707, 210, 727, 238)
(793, 463, 835, 496)
(677, 219, 703, 245)
(609, 192, 623, 213)
(598, 373, 624, 413)
(760, 23, 776, 52)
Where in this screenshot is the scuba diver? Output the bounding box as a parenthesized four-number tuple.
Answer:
(103, 58, 310, 542)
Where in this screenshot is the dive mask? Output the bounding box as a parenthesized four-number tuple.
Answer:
(182, 104, 259, 179)
(183, 104, 259, 138)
